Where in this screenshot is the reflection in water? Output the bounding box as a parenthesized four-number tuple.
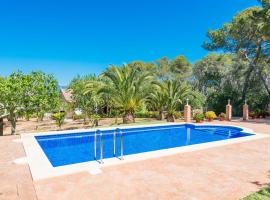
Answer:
(186, 127, 190, 145)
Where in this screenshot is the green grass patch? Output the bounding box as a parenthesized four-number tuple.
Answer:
(105, 118, 170, 127)
(242, 187, 270, 200)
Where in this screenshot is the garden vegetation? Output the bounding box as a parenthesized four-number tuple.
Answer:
(0, 0, 269, 134)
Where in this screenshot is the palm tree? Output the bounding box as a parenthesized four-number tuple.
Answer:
(163, 80, 193, 122)
(146, 86, 166, 120)
(99, 65, 154, 124)
(84, 76, 113, 117)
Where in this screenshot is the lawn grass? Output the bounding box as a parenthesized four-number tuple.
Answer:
(104, 119, 173, 127)
(242, 187, 270, 200)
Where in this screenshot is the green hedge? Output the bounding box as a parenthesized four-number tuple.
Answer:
(135, 111, 158, 118)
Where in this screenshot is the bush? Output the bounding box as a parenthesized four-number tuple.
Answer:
(249, 110, 269, 119)
(135, 111, 157, 118)
(259, 110, 269, 118)
(194, 113, 204, 123)
(249, 111, 257, 119)
(73, 113, 85, 120)
(205, 111, 217, 120)
(52, 111, 66, 128)
(192, 109, 203, 116)
(219, 112, 226, 118)
(90, 114, 101, 127)
(174, 111, 182, 119)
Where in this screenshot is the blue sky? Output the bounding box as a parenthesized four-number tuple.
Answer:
(0, 0, 258, 85)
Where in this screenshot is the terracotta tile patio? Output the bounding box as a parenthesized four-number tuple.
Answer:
(1, 120, 270, 200)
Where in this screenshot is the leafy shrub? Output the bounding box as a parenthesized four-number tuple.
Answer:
(52, 111, 66, 128)
(174, 111, 182, 119)
(249, 111, 257, 119)
(249, 110, 269, 118)
(135, 111, 157, 118)
(90, 114, 101, 127)
(192, 109, 203, 116)
(259, 110, 269, 118)
(205, 111, 217, 120)
(219, 112, 226, 118)
(194, 113, 204, 122)
(73, 113, 85, 120)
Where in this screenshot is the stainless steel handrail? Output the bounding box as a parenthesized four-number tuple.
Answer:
(120, 130, 124, 160)
(94, 128, 123, 163)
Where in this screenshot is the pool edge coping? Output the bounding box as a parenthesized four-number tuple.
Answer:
(20, 122, 269, 181)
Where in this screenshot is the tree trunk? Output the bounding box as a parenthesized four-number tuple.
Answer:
(123, 112, 134, 124)
(10, 112, 16, 135)
(242, 65, 253, 101)
(0, 118, 3, 136)
(167, 114, 175, 122)
(25, 113, 30, 121)
(157, 111, 164, 120)
(94, 119, 98, 127)
(257, 69, 270, 97)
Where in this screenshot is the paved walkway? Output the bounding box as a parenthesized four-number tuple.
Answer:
(1, 120, 270, 200)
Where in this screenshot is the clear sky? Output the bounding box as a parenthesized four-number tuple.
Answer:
(0, 0, 258, 85)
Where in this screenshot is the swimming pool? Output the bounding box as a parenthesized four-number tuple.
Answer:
(35, 124, 253, 167)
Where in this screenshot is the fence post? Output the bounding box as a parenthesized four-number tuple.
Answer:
(226, 99, 232, 121)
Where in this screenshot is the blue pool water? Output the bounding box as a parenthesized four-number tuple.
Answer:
(35, 124, 253, 167)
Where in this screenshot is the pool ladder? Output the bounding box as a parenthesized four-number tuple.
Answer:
(94, 128, 124, 164)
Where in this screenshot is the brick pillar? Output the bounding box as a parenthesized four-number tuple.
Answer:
(0, 118, 3, 136)
(243, 101, 249, 121)
(184, 102, 191, 123)
(226, 99, 232, 121)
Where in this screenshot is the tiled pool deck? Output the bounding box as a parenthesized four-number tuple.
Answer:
(1, 120, 270, 200)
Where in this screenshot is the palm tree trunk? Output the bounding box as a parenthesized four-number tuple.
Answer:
(167, 114, 175, 122)
(123, 112, 134, 124)
(157, 111, 164, 120)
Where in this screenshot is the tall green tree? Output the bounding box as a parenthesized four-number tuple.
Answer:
(193, 53, 232, 94)
(0, 71, 60, 135)
(204, 4, 270, 101)
(26, 71, 59, 121)
(255, 0, 270, 41)
(69, 75, 101, 123)
(155, 55, 192, 81)
(0, 72, 28, 134)
(170, 55, 192, 80)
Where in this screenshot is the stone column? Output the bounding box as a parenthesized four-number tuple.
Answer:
(0, 118, 3, 136)
(243, 100, 249, 121)
(226, 99, 232, 121)
(184, 99, 191, 122)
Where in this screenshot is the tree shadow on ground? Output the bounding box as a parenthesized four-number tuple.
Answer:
(250, 170, 270, 188)
(241, 118, 270, 125)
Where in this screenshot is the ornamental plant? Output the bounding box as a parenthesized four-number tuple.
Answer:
(194, 113, 204, 123)
(219, 112, 226, 121)
(52, 111, 66, 129)
(90, 114, 101, 127)
(249, 111, 257, 119)
(205, 111, 217, 121)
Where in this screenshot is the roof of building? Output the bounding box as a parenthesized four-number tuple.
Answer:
(60, 89, 73, 103)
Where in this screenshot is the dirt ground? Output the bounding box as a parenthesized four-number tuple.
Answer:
(3, 117, 169, 135)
